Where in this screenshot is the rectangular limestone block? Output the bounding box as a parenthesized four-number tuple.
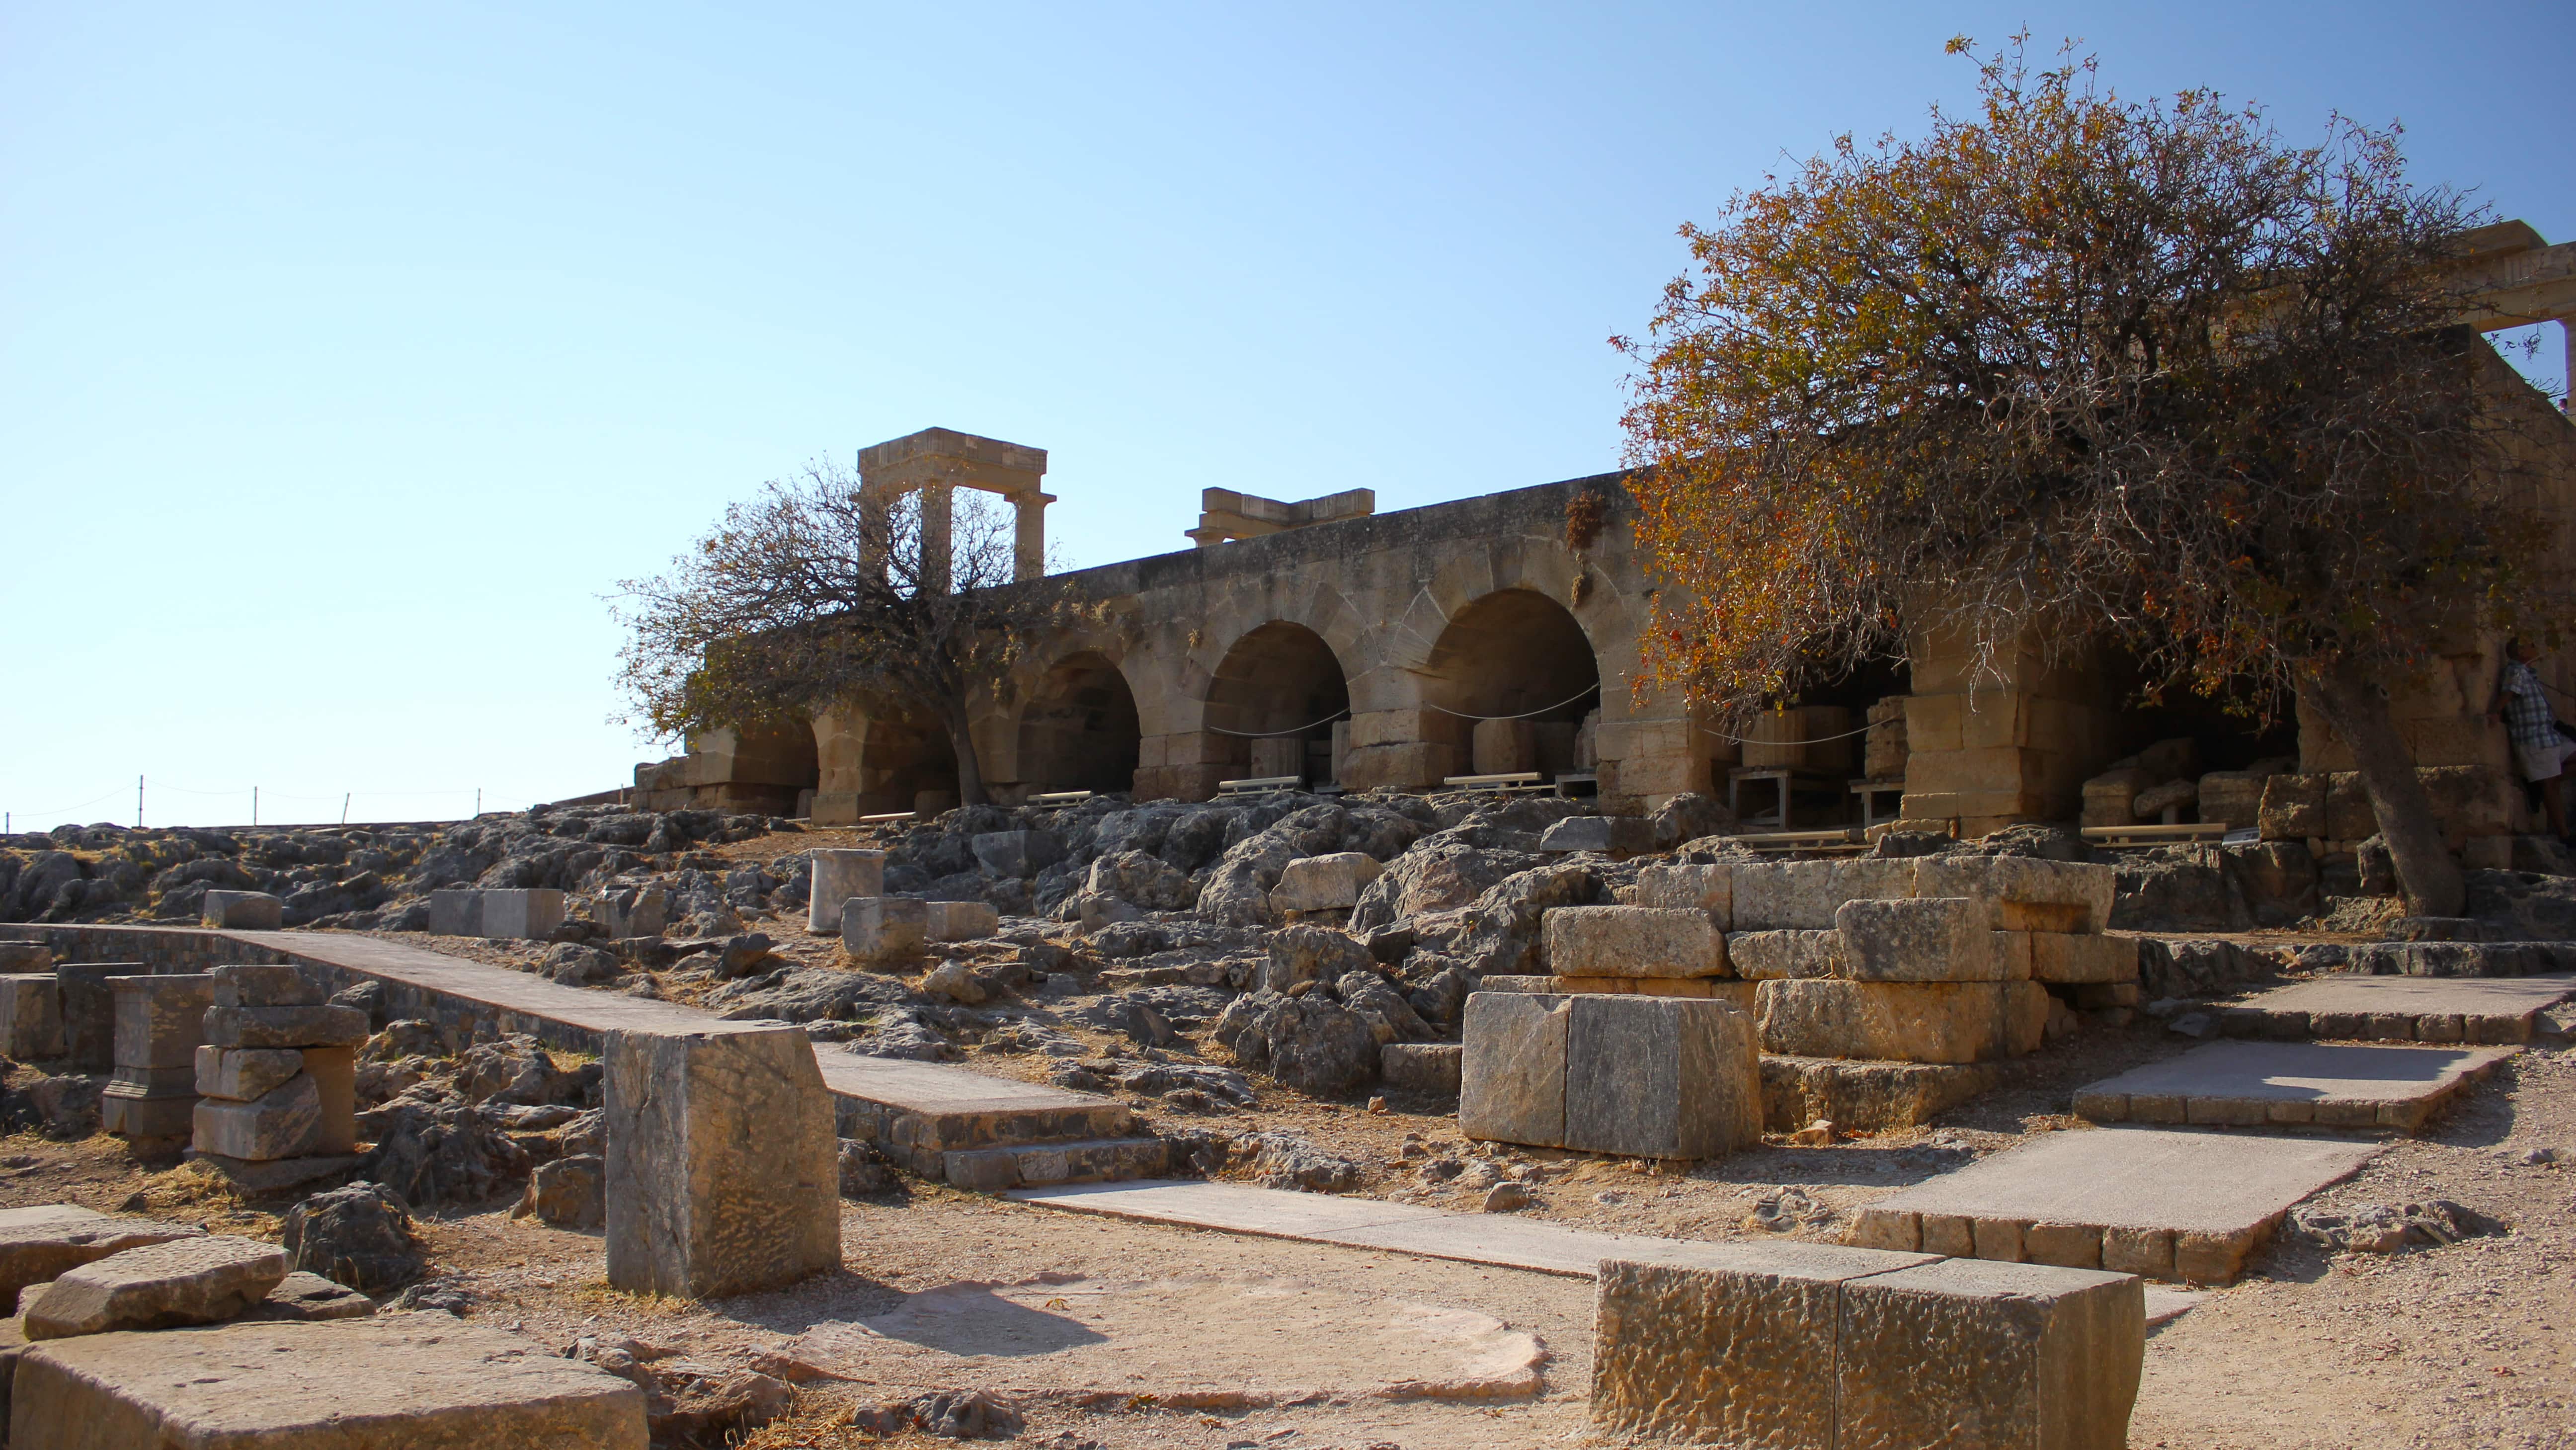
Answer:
(199, 890, 284, 930)
(0, 944, 53, 973)
(301, 1046, 358, 1156)
(924, 900, 1000, 942)
(1835, 898, 2006, 982)
(191, 1073, 322, 1162)
(1541, 906, 1727, 978)
(840, 897, 928, 962)
(1545, 977, 1758, 1010)
(1591, 1243, 1942, 1448)
(11, 1317, 646, 1449)
(1564, 996, 1762, 1159)
(1458, 992, 1571, 1149)
(595, 882, 668, 940)
(604, 1023, 841, 1300)
(1537, 816, 1658, 858)
(480, 889, 567, 942)
(1271, 853, 1385, 913)
(110, 975, 214, 1071)
(1836, 1257, 2144, 1450)
(209, 964, 323, 1010)
(201, 1005, 369, 1050)
(1632, 862, 1733, 926)
(0, 976, 64, 1061)
(1757, 979, 2023, 1064)
(1912, 856, 2116, 933)
(426, 889, 484, 938)
(195, 1047, 304, 1103)
(0, 1209, 204, 1315)
(805, 851, 887, 934)
(1733, 858, 1920, 930)
(1379, 1042, 1463, 1093)
(2258, 773, 2327, 840)
(1727, 930, 1845, 980)
(56, 964, 149, 1074)
(2029, 933, 2142, 984)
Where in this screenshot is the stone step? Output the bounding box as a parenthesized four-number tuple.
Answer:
(2209, 972, 2572, 1045)
(939, 1136, 1171, 1193)
(2071, 1039, 2517, 1134)
(2336, 940, 2576, 977)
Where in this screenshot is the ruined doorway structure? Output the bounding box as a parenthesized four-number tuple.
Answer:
(1205, 623, 1352, 787)
(1014, 651, 1144, 794)
(1422, 589, 1602, 783)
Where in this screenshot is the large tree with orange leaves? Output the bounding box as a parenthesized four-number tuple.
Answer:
(1618, 38, 2566, 916)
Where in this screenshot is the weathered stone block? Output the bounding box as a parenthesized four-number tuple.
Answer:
(2197, 771, 2270, 829)
(111, 974, 212, 1071)
(970, 830, 1061, 880)
(0, 1208, 202, 1315)
(427, 889, 484, 937)
(480, 888, 567, 941)
(840, 897, 928, 962)
(1836, 1257, 2143, 1450)
(24, 1234, 287, 1339)
(199, 890, 284, 930)
(192, 1073, 322, 1162)
(604, 1024, 840, 1300)
(0, 944, 52, 974)
(302, 1045, 358, 1156)
(55, 963, 147, 1072)
(1564, 996, 1762, 1159)
(1632, 862, 1733, 926)
(806, 850, 887, 933)
(1757, 979, 2028, 1064)
(195, 1046, 303, 1102)
(593, 882, 667, 940)
(1727, 930, 1845, 980)
(1835, 897, 2004, 982)
(924, 900, 1000, 941)
(1271, 852, 1385, 913)
(1913, 856, 2116, 933)
(253, 1270, 377, 1322)
(1541, 906, 1727, 978)
(1591, 1243, 1941, 1448)
(1536, 815, 1656, 858)
(1379, 1042, 1463, 1093)
(2029, 933, 2141, 984)
(10, 1317, 647, 1448)
(1471, 717, 1540, 775)
(1458, 991, 1570, 1148)
(208, 964, 321, 1010)
(0, 976, 64, 1060)
(201, 1004, 369, 1050)
(1733, 859, 1917, 930)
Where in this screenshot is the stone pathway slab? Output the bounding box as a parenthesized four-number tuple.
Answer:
(2225, 972, 2573, 1044)
(2072, 1039, 2516, 1133)
(1853, 1127, 2380, 1285)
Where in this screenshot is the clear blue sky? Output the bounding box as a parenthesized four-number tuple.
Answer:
(5, 2, 2569, 829)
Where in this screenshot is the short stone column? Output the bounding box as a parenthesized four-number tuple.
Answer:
(191, 967, 366, 1176)
(806, 850, 887, 934)
(101, 975, 215, 1142)
(604, 1024, 840, 1299)
(0, 973, 65, 1060)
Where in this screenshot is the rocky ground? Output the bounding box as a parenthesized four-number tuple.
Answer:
(7, 791, 2576, 1444)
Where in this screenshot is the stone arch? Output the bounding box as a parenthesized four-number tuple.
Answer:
(1419, 587, 1604, 780)
(1201, 621, 1354, 785)
(1012, 649, 1144, 794)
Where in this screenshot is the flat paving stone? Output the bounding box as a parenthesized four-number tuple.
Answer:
(2227, 972, 2573, 1044)
(2072, 1039, 2518, 1132)
(1010, 1181, 1933, 1281)
(1852, 1127, 2380, 1285)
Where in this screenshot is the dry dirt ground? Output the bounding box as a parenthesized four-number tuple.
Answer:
(8, 997, 2573, 1448)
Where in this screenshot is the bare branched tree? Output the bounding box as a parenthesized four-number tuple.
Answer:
(614, 459, 1081, 807)
(1618, 36, 2573, 915)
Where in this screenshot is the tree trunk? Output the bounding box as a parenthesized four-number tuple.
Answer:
(2297, 661, 2465, 918)
(943, 699, 989, 808)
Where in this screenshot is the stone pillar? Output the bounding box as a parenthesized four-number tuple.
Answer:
(191, 967, 367, 1172)
(101, 975, 213, 1142)
(806, 850, 887, 935)
(1012, 491, 1054, 582)
(56, 963, 148, 1073)
(603, 1024, 840, 1299)
(858, 484, 892, 579)
(919, 483, 953, 594)
(0, 975, 64, 1061)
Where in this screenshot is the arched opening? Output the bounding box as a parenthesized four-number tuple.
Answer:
(1424, 589, 1602, 780)
(1015, 652, 1143, 794)
(1206, 623, 1352, 786)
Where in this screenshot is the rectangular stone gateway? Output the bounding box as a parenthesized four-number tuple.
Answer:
(10, 1317, 647, 1448)
(1594, 1247, 2141, 1450)
(806, 849, 887, 934)
(1541, 906, 1728, 978)
(604, 1023, 841, 1299)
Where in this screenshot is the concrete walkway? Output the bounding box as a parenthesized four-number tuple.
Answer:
(1011, 1179, 2208, 1323)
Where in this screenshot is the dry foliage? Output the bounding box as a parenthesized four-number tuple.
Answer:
(1616, 36, 2572, 910)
